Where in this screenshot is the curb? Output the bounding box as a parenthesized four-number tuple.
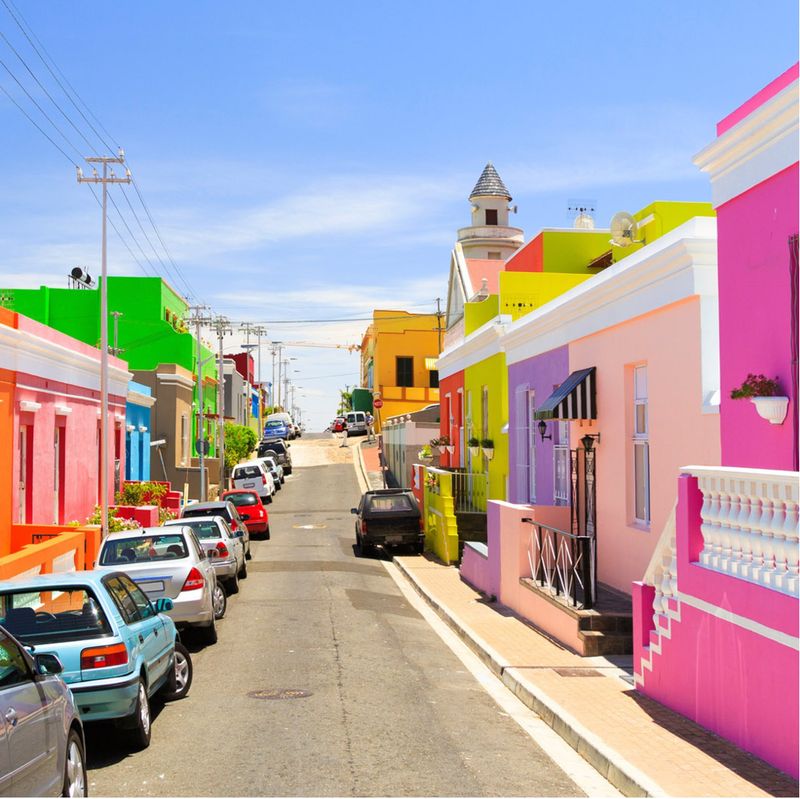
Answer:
(393, 557, 666, 798)
(353, 441, 370, 493)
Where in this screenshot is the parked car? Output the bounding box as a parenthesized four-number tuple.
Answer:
(95, 527, 224, 643)
(163, 515, 246, 594)
(0, 571, 192, 752)
(257, 454, 284, 488)
(257, 438, 292, 475)
(231, 460, 275, 503)
(293, 424, 302, 438)
(263, 418, 291, 440)
(221, 489, 270, 540)
(181, 500, 251, 560)
(266, 412, 296, 440)
(351, 489, 424, 556)
(0, 623, 86, 796)
(331, 416, 346, 433)
(344, 411, 368, 435)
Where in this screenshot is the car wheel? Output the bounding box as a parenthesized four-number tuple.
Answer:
(264, 526, 270, 541)
(201, 618, 218, 645)
(245, 544, 252, 561)
(357, 535, 370, 558)
(62, 728, 87, 797)
(212, 583, 227, 619)
(126, 678, 151, 750)
(238, 559, 248, 579)
(280, 477, 285, 484)
(226, 571, 240, 595)
(161, 642, 193, 701)
(415, 542, 425, 555)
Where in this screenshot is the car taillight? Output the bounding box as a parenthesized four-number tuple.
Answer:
(361, 520, 368, 533)
(216, 542, 229, 557)
(80, 643, 128, 670)
(262, 475, 267, 485)
(230, 519, 239, 531)
(182, 567, 205, 591)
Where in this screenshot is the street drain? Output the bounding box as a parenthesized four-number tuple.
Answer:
(247, 689, 313, 700)
(292, 523, 326, 529)
(552, 668, 602, 677)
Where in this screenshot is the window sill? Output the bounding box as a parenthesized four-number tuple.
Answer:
(628, 520, 651, 533)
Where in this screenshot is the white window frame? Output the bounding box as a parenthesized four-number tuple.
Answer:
(180, 413, 189, 466)
(633, 365, 650, 525)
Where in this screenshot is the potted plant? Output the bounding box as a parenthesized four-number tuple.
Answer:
(481, 438, 494, 459)
(730, 373, 788, 425)
(432, 434, 450, 455)
(468, 436, 481, 458)
(424, 472, 438, 493)
(418, 444, 434, 463)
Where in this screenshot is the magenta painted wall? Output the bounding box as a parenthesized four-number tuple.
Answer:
(717, 163, 799, 470)
(569, 298, 720, 594)
(635, 476, 798, 777)
(507, 346, 569, 505)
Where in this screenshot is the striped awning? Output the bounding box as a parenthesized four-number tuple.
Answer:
(534, 367, 596, 421)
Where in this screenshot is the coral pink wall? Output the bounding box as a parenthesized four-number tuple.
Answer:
(505, 233, 544, 273)
(635, 475, 798, 777)
(717, 163, 799, 470)
(569, 298, 720, 594)
(439, 370, 464, 468)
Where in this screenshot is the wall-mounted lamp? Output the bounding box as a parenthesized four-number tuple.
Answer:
(581, 433, 601, 451)
(537, 420, 552, 442)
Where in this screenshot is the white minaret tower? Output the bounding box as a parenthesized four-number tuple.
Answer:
(457, 163, 524, 259)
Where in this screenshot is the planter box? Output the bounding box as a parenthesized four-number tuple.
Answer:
(113, 505, 158, 527)
(751, 396, 789, 425)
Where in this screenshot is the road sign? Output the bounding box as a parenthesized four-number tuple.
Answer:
(373, 398, 384, 409)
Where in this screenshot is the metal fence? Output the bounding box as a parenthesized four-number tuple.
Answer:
(523, 518, 596, 609)
(449, 469, 488, 514)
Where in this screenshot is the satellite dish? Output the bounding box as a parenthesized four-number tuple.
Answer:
(609, 211, 642, 247)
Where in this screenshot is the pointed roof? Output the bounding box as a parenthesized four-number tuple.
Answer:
(469, 162, 512, 201)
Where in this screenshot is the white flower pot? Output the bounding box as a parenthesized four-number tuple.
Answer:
(436, 446, 447, 455)
(751, 396, 789, 425)
(469, 446, 481, 458)
(482, 447, 494, 460)
(419, 454, 433, 463)
(445, 445, 454, 454)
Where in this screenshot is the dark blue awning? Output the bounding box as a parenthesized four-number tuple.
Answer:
(534, 367, 596, 421)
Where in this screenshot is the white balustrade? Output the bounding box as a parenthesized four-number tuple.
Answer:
(684, 466, 800, 597)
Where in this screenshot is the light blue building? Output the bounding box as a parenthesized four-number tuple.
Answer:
(126, 380, 155, 481)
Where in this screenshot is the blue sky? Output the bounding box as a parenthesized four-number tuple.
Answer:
(0, 1, 796, 430)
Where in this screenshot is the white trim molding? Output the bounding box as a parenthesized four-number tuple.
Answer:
(54, 404, 72, 416)
(437, 316, 510, 379)
(127, 389, 156, 408)
(156, 371, 194, 390)
(693, 78, 799, 207)
(19, 400, 41, 412)
(138, 425, 148, 434)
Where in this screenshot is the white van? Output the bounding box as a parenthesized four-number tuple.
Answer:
(345, 411, 367, 435)
(231, 460, 275, 503)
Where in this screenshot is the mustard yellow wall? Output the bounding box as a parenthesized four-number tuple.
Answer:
(465, 295, 500, 335)
(464, 352, 508, 504)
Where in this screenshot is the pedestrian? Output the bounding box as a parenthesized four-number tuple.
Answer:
(339, 419, 349, 448)
(365, 412, 375, 442)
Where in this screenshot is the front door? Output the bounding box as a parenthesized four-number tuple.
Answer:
(17, 427, 27, 524)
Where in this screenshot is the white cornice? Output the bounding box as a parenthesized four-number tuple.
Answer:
(127, 389, 156, 408)
(501, 219, 720, 414)
(0, 324, 131, 396)
(693, 79, 798, 207)
(156, 372, 194, 390)
(437, 316, 510, 379)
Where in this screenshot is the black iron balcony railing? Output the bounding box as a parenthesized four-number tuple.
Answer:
(522, 518, 596, 609)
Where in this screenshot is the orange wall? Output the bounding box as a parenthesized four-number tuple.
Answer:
(568, 297, 720, 594)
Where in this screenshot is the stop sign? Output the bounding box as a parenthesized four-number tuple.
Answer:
(373, 398, 384, 409)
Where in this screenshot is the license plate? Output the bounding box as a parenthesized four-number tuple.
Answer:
(141, 581, 164, 594)
(384, 536, 403, 544)
(243, 482, 255, 488)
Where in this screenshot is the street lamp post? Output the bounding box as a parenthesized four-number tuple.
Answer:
(77, 150, 131, 538)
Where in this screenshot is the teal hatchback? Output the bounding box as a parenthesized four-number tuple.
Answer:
(0, 570, 193, 751)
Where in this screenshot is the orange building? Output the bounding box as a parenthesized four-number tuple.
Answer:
(359, 310, 442, 431)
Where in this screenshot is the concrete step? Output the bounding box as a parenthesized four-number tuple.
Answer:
(578, 629, 633, 657)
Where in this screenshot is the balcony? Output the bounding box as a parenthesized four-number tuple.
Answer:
(456, 225, 524, 242)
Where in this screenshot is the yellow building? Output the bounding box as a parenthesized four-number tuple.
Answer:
(360, 310, 442, 431)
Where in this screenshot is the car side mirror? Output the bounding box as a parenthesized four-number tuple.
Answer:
(154, 597, 174, 614)
(350, 508, 358, 514)
(34, 653, 63, 676)
(234, 530, 244, 538)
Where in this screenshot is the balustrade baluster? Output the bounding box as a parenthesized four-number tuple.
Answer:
(699, 479, 716, 566)
(782, 495, 799, 596)
(717, 483, 734, 572)
(741, 481, 762, 581)
(766, 492, 786, 588)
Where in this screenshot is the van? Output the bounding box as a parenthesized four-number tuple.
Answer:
(231, 460, 275, 503)
(345, 411, 367, 435)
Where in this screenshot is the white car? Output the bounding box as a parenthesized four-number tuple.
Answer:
(95, 526, 224, 644)
(164, 515, 246, 595)
(231, 460, 275, 503)
(257, 454, 284, 489)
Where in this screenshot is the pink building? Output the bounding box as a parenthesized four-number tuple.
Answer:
(0, 309, 129, 550)
(633, 65, 799, 778)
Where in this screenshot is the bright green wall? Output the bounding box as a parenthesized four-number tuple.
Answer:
(464, 351, 507, 503)
(541, 230, 615, 273)
(464, 294, 499, 335)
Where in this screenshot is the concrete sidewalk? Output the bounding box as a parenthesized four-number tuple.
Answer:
(392, 555, 799, 798)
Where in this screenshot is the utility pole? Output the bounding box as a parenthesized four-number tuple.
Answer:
(241, 324, 267, 435)
(110, 311, 124, 356)
(77, 150, 131, 537)
(212, 315, 231, 487)
(186, 305, 213, 501)
(435, 297, 444, 354)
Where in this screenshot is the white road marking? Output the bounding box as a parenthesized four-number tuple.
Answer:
(383, 560, 621, 798)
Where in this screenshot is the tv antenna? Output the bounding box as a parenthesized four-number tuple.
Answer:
(568, 199, 596, 229)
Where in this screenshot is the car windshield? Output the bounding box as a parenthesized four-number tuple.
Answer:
(233, 465, 262, 479)
(0, 587, 112, 643)
(178, 520, 221, 539)
(265, 421, 283, 429)
(183, 506, 228, 521)
(100, 533, 189, 565)
(225, 493, 258, 507)
(260, 442, 286, 455)
(368, 495, 414, 512)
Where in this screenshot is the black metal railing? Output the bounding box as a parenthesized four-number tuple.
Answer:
(522, 518, 596, 609)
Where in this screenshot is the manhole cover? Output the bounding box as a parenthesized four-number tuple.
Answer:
(552, 668, 602, 677)
(247, 689, 313, 700)
(292, 523, 326, 529)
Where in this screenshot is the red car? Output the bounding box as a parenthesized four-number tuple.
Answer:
(332, 416, 346, 432)
(221, 489, 270, 540)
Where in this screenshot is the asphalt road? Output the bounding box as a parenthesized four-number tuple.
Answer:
(87, 445, 582, 797)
